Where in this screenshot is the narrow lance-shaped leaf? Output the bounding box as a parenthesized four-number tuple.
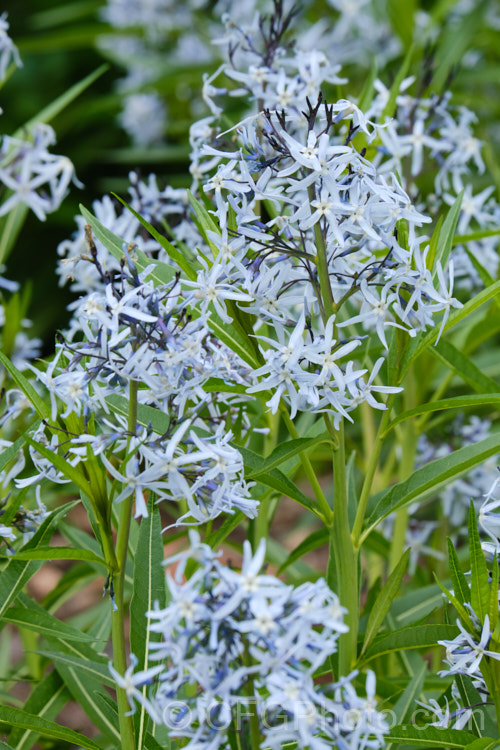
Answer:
(112, 193, 198, 280)
(469, 501, 490, 623)
(361, 549, 410, 656)
(365, 434, 500, 538)
(0, 350, 48, 418)
(361, 624, 459, 663)
(0, 607, 99, 643)
(130, 496, 167, 748)
(3, 546, 107, 567)
(389, 659, 427, 729)
(433, 574, 472, 630)
(430, 339, 499, 395)
(455, 673, 499, 740)
(387, 724, 476, 748)
(0, 707, 103, 750)
(383, 394, 500, 436)
(432, 189, 464, 279)
(489, 553, 499, 634)
(7, 670, 68, 750)
(0, 501, 78, 620)
(447, 538, 471, 606)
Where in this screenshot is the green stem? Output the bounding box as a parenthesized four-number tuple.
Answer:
(112, 379, 138, 750)
(331, 420, 358, 675)
(308, 185, 335, 321)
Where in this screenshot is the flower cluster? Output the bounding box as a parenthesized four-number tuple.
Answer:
(0, 12, 21, 82)
(366, 75, 500, 290)
(114, 533, 388, 749)
(0, 123, 81, 221)
(20, 247, 257, 524)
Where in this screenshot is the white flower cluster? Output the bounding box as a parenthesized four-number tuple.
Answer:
(113, 533, 388, 749)
(367, 77, 500, 290)
(0, 123, 81, 221)
(0, 12, 22, 81)
(21, 252, 257, 524)
(188, 99, 460, 422)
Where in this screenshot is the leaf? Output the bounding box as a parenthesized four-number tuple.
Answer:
(455, 673, 499, 740)
(447, 538, 471, 606)
(457, 229, 500, 245)
(277, 527, 328, 575)
(0, 351, 48, 419)
(26, 436, 93, 499)
(79, 204, 177, 286)
(426, 214, 444, 272)
(14, 65, 108, 137)
(49, 659, 120, 743)
(464, 249, 500, 308)
(490, 553, 499, 634)
(381, 43, 414, 120)
(0, 707, 103, 750)
(106, 393, 170, 435)
(469, 501, 490, 622)
(361, 549, 410, 656)
(433, 574, 472, 629)
(8, 671, 69, 750)
(4, 546, 107, 567)
(361, 624, 459, 663)
(0, 502, 78, 620)
(205, 511, 245, 549)
(383, 394, 500, 436)
(387, 724, 476, 748)
(432, 190, 464, 279)
(390, 659, 427, 727)
(0, 203, 29, 267)
(245, 435, 332, 477)
(130, 496, 167, 748)
(357, 60, 378, 111)
(387, 0, 415, 46)
(113, 193, 198, 280)
(187, 190, 221, 255)
(0, 606, 98, 642)
(239, 446, 323, 519)
(35, 650, 114, 688)
(364, 435, 500, 537)
(204, 310, 263, 369)
(464, 739, 500, 750)
(430, 340, 499, 395)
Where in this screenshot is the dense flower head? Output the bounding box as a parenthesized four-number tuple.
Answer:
(0, 123, 81, 221)
(114, 533, 388, 749)
(24, 252, 257, 524)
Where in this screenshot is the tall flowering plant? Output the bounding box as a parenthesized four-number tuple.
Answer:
(1, 2, 500, 749)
